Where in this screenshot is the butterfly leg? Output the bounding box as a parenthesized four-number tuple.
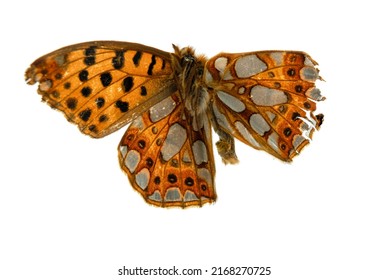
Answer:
(209, 110, 239, 164)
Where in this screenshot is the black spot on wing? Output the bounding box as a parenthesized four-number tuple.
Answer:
(147, 55, 156, 75)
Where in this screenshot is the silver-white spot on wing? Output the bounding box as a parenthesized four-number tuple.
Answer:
(297, 114, 316, 140)
(267, 132, 280, 154)
(215, 57, 228, 72)
(265, 111, 276, 123)
(32, 72, 43, 83)
(270, 52, 283, 66)
(39, 80, 52, 91)
(192, 116, 199, 131)
(192, 113, 205, 131)
(149, 190, 162, 202)
(306, 87, 325, 101)
(212, 103, 233, 132)
(54, 55, 66, 66)
(161, 123, 187, 161)
(204, 68, 213, 84)
(223, 70, 233, 80)
(182, 149, 192, 163)
(202, 112, 212, 143)
(125, 150, 141, 173)
(184, 190, 199, 202)
(214, 57, 233, 80)
(217, 91, 245, 112)
(235, 54, 267, 78)
(192, 140, 208, 165)
(304, 56, 315, 66)
(235, 121, 261, 148)
(293, 135, 307, 150)
(300, 66, 318, 82)
(149, 96, 176, 123)
(249, 113, 271, 136)
(135, 168, 150, 190)
(130, 116, 145, 129)
(165, 188, 182, 202)
(300, 121, 310, 131)
(250, 85, 288, 106)
(198, 168, 212, 186)
(119, 145, 127, 158)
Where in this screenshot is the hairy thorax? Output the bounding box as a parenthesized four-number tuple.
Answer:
(171, 45, 210, 117)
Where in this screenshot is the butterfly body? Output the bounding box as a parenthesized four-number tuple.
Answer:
(26, 41, 324, 208)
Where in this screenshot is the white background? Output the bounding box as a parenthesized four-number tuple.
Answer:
(1, 1, 388, 279)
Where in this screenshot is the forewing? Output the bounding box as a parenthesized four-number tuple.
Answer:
(118, 91, 216, 207)
(205, 51, 325, 161)
(25, 41, 175, 138)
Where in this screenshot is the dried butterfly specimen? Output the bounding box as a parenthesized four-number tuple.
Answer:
(25, 41, 324, 208)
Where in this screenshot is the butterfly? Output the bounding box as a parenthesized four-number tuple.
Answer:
(25, 41, 324, 208)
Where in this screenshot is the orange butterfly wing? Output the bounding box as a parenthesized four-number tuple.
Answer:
(118, 94, 216, 207)
(25, 41, 174, 138)
(205, 51, 324, 162)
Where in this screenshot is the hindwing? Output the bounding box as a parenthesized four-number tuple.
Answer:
(205, 51, 324, 161)
(118, 91, 216, 207)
